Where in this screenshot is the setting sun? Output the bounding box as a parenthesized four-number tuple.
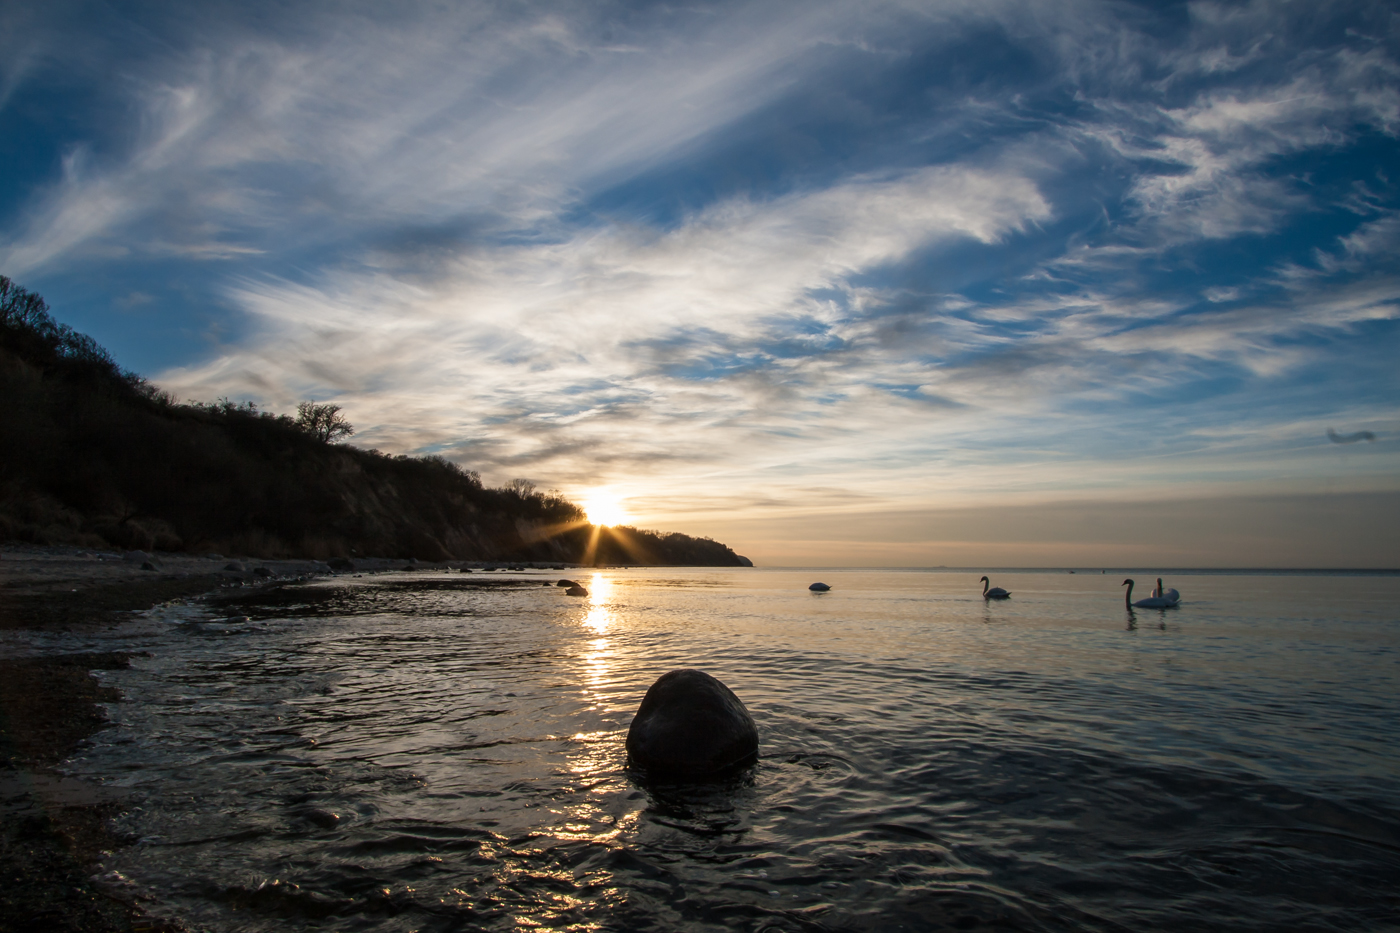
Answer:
(582, 491, 629, 527)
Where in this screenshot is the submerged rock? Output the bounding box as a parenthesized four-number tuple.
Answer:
(565, 585, 588, 597)
(626, 669, 759, 777)
(300, 807, 340, 829)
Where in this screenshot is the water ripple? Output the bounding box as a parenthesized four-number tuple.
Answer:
(48, 569, 1400, 932)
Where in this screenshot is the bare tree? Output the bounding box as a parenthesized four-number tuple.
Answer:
(295, 401, 355, 442)
(505, 478, 538, 499)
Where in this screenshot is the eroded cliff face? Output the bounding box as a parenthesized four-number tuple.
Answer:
(0, 276, 747, 565)
(0, 344, 746, 564)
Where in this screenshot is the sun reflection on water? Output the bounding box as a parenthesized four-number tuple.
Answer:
(582, 574, 613, 635)
(539, 570, 637, 914)
(581, 574, 616, 694)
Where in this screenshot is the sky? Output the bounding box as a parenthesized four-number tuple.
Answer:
(2, 0, 1398, 567)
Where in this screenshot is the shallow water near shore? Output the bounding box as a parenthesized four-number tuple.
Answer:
(35, 569, 1400, 931)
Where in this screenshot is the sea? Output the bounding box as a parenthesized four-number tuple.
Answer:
(16, 568, 1400, 932)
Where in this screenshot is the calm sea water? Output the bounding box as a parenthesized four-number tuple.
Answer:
(44, 569, 1400, 931)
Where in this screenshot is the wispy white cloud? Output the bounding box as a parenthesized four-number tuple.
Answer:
(158, 161, 1052, 475)
(1, 1, 866, 274)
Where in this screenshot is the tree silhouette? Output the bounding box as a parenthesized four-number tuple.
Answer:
(295, 401, 355, 442)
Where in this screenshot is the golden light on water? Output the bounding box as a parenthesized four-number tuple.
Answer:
(581, 491, 628, 527)
(560, 571, 637, 859)
(582, 573, 613, 635)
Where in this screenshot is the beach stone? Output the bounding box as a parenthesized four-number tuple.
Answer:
(301, 807, 340, 829)
(626, 669, 759, 777)
(557, 579, 577, 587)
(223, 561, 244, 572)
(140, 561, 158, 572)
(565, 585, 588, 596)
(809, 582, 831, 591)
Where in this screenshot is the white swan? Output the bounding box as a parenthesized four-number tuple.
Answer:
(980, 576, 1010, 599)
(1151, 577, 1180, 603)
(1123, 578, 1178, 609)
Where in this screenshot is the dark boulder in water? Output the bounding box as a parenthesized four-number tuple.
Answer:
(565, 584, 588, 597)
(626, 669, 759, 777)
(299, 807, 340, 829)
(809, 582, 831, 591)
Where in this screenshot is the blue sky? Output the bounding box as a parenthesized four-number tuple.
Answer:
(2, 0, 1397, 565)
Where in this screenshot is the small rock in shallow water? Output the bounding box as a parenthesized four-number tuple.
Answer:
(223, 561, 244, 572)
(300, 808, 340, 829)
(565, 585, 588, 596)
(140, 561, 158, 571)
(809, 582, 831, 591)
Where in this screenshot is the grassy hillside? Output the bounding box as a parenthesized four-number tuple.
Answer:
(0, 277, 748, 566)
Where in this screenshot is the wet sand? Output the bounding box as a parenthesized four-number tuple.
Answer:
(0, 545, 302, 933)
(0, 544, 580, 933)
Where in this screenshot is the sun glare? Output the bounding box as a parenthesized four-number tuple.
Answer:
(582, 492, 628, 526)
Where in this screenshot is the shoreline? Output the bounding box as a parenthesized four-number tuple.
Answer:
(0, 542, 596, 933)
(0, 545, 331, 932)
(0, 545, 254, 932)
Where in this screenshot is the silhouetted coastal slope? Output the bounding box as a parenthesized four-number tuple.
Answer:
(0, 277, 747, 565)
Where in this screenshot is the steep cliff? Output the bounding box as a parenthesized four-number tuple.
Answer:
(0, 277, 746, 565)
